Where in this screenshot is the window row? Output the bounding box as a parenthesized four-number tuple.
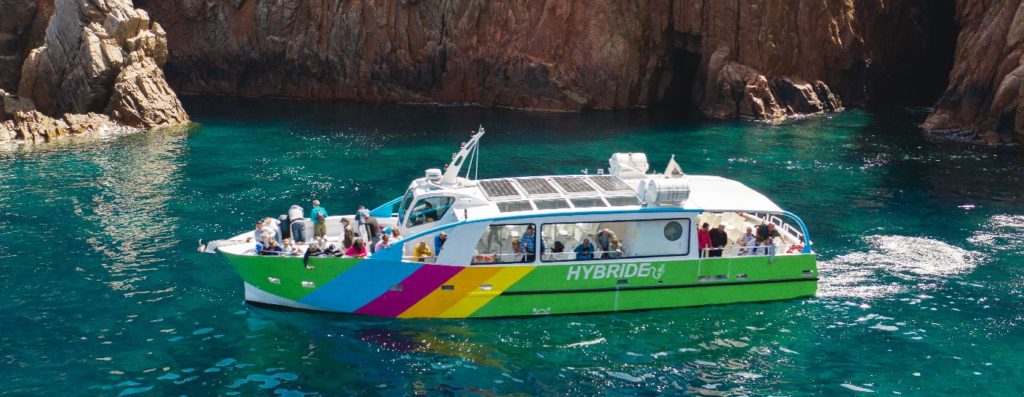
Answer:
(471, 218, 690, 264)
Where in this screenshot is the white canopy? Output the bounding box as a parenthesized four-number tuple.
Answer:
(680, 175, 784, 213)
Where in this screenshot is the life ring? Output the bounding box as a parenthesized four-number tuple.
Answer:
(787, 244, 804, 254)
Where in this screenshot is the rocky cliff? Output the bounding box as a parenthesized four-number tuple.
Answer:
(131, 0, 951, 121)
(1, 0, 189, 144)
(923, 0, 1024, 144)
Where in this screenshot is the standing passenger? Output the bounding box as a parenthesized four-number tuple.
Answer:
(355, 204, 370, 235)
(311, 200, 328, 238)
(278, 214, 291, 241)
(288, 204, 306, 243)
(698, 223, 712, 258)
(365, 215, 381, 252)
(520, 225, 537, 262)
(596, 228, 617, 259)
(434, 231, 448, 255)
(709, 224, 728, 257)
(340, 218, 355, 248)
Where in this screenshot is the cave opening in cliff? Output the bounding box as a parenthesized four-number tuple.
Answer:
(869, 0, 958, 106)
(657, 48, 702, 117)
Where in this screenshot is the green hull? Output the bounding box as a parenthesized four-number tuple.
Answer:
(222, 252, 818, 318)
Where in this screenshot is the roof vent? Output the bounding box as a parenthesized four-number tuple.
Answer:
(425, 168, 442, 182)
(609, 153, 649, 179)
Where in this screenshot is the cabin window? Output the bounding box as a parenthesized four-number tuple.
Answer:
(496, 200, 533, 213)
(533, 199, 571, 210)
(406, 196, 454, 227)
(540, 218, 690, 262)
(471, 224, 537, 264)
(605, 196, 640, 206)
(569, 197, 607, 208)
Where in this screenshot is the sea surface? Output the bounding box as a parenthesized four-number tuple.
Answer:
(1, 98, 1023, 396)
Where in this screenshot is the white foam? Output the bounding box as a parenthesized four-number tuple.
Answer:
(607, 371, 643, 383)
(840, 383, 876, 393)
(820, 235, 983, 298)
(563, 337, 606, 348)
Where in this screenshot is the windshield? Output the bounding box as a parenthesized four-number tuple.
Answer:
(406, 196, 454, 227)
(398, 189, 415, 224)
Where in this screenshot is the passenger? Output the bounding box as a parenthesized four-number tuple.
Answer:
(698, 222, 712, 258)
(756, 223, 782, 254)
(434, 231, 448, 255)
(288, 204, 307, 243)
(340, 218, 355, 248)
(374, 233, 392, 252)
(520, 225, 537, 262)
(608, 238, 624, 259)
(354, 204, 370, 235)
(412, 241, 433, 262)
(510, 239, 525, 262)
(391, 227, 402, 241)
(574, 237, 596, 260)
(282, 238, 299, 256)
(260, 239, 282, 256)
(709, 224, 728, 258)
(264, 217, 282, 245)
(310, 200, 328, 238)
(596, 228, 617, 259)
(345, 238, 369, 258)
(738, 227, 756, 256)
(365, 215, 381, 253)
(252, 219, 265, 242)
(552, 241, 565, 253)
(278, 214, 291, 241)
(753, 237, 766, 256)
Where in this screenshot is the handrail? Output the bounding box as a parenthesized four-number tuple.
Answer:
(781, 211, 813, 254)
(369, 196, 402, 218)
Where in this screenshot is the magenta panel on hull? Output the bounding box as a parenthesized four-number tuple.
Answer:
(354, 264, 463, 317)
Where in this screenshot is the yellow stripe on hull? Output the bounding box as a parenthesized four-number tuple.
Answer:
(438, 266, 535, 318)
(398, 267, 502, 318)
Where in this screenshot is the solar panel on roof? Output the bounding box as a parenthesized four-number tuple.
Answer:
(516, 178, 558, 195)
(590, 176, 633, 192)
(551, 176, 596, 193)
(479, 179, 520, 199)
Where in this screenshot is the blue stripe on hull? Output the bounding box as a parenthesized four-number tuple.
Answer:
(297, 258, 421, 312)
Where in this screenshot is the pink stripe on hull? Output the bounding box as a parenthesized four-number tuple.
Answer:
(354, 265, 463, 317)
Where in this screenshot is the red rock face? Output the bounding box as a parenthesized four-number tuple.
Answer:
(132, 0, 952, 119)
(924, 0, 1024, 144)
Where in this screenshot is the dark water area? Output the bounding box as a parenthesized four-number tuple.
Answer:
(1, 97, 1023, 396)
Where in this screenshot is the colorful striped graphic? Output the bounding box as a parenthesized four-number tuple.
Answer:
(223, 253, 818, 318)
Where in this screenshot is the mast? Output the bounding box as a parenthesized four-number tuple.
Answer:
(441, 126, 485, 186)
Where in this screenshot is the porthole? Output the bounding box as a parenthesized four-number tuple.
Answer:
(664, 221, 683, 241)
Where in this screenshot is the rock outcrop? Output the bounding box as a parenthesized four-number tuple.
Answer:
(923, 0, 1024, 144)
(2, 0, 188, 144)
(132, 0, 951, 120)
(0, 0, 52, 91)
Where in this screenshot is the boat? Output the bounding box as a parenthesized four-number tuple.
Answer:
(208, 127, 817, 318)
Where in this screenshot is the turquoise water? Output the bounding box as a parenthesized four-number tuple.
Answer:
(2, 97, 1023, 396)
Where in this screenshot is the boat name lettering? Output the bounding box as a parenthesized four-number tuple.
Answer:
(566, 263, 664, 281)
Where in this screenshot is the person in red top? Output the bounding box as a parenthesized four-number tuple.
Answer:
(697, 222, 712, 258)
(345, 238, 369, 258)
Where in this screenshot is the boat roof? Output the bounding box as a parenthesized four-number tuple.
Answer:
(461, 174, 784, 214)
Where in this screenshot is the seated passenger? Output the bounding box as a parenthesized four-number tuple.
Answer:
(737, 227, 756, 256)
(260, 239, 282, 255)
(345, 238, 369, 258)
(374, 233, 392, 252)
(552, 241, 565, 253)
(391, 228, 402, 241)
(574, 238, 596, 260)
(412, 241, 433, 262)
(607, 238, 624, 259)
(509, 239, 525, 262)
(756, 223, 781, 254)
(281, 238, 299, 256)
(251, 219, 264, 242)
